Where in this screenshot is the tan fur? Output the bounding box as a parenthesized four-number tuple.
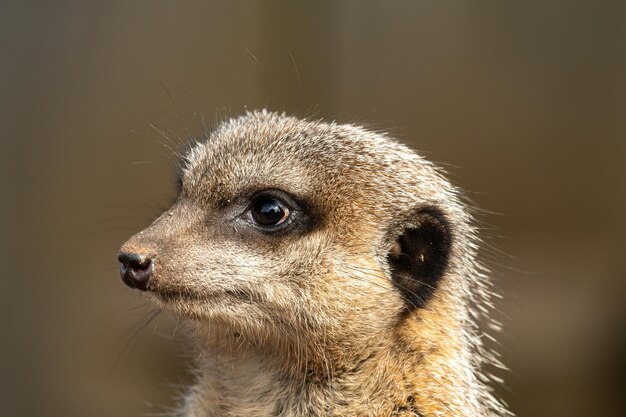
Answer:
(120, 111, 509, 416)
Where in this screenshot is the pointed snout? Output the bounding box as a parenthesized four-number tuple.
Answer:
(116, 203, 195, 292)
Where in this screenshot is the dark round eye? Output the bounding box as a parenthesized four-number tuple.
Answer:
(250, 197, 290, 226)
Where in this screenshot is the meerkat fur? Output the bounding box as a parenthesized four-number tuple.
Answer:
(119, 110, 510, 417)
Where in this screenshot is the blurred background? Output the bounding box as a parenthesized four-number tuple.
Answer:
(1, 1, 625, 416)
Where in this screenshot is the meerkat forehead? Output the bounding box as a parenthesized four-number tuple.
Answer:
(180, 111, 454, 224)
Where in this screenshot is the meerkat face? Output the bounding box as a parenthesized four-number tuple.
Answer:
(118, 111, 459, 350)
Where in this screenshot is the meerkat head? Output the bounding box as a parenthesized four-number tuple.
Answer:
(118, 110, 476, 368)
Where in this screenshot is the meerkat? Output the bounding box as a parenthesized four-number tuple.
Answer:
(118, 110, 509, 417)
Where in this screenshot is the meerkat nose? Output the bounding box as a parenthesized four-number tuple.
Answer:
(118, 251, 154, 291)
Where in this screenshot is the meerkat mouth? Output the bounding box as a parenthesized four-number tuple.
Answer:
(152, 287, 260, 305)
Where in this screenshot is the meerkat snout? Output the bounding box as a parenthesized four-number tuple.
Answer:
(117, 110, 508, 417)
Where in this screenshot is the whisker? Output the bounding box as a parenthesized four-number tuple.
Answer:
(288, 50, 301, 90)
(105, 309, 162, 386)
(158, 78, 192, 140)
(148, 124, 183, 159)
(244, 47, 272, 106)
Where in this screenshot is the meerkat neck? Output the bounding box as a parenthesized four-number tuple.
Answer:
(183, 330, 285, 417)
(183, 325, 386, 417)
(180, 315, 487, 417)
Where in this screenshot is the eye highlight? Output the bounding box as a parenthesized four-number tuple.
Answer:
(249, 197, 291, 227)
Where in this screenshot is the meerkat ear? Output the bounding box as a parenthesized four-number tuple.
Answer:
(386, 208, 452, 310)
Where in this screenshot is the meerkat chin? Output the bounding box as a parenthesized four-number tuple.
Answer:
(118, 110, 509, 417)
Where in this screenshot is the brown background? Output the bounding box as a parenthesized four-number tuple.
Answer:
(1, 1, 625, 416)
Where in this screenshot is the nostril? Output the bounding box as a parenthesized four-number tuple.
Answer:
(118, 251, 155, 291)
(129, 259, 148, 271)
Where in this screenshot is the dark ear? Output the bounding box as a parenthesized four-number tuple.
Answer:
(387, 208, 452, 310)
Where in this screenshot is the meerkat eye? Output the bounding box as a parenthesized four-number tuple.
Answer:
(249, 197, 291, 227)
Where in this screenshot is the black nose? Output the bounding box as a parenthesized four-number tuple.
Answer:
(118, 252, 154, 291)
